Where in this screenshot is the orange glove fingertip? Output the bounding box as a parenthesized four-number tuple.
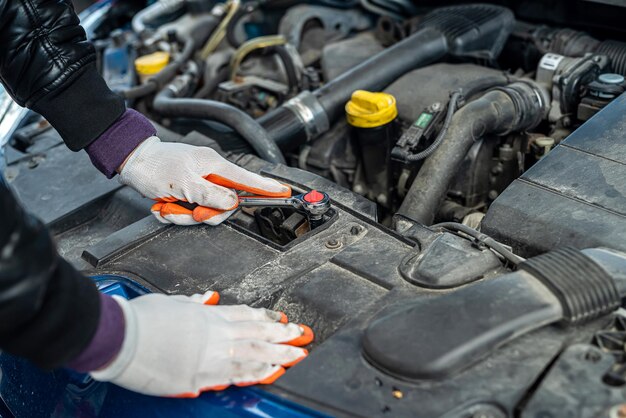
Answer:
(285, 325, 314, 347)
(205, 384, 230, 391)
(203, 292, 220, 305)
(156, 196, 181, 203)
(258, 366, 286, 385)
(283, 349, 308, 368)
(170, 392, 200, 399)
(160, 202, 193, 217)
(151, 202, 165, 212)
(192, 206, 226, 223)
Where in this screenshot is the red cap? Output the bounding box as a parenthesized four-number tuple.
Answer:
(304, 190, 325, 203)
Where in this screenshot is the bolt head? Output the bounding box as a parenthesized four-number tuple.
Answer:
(325, 239, 342, 249)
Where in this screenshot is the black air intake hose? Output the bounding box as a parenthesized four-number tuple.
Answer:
(260, 4, 515, 151)
(597, 40, 626, 76)
(394, 81, 547, 228)
(363, 247, 626, 380)
(539, 27, 626, 76)
(315, 28, 447, 124)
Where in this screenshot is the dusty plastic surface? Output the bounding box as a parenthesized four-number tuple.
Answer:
(2, 127, 623, 417)
(483, 92, 626, 257)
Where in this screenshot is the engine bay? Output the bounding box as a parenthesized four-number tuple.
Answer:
(3, 0, 626, 416)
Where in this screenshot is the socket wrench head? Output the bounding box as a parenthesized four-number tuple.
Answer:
(297, 190, 331, 221)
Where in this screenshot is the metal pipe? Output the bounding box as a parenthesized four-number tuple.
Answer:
(199, 0, 240, 59)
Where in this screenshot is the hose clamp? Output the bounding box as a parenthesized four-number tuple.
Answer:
(283, 91, 330, 141)
(493, 80, 549, 134)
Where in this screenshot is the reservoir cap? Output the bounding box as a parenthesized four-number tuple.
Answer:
(135, 51, 170, 76)
(598, 73, 625, 85)
(346, 90, 398, 128)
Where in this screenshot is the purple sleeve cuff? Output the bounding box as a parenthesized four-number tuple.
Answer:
(66, 294, 125, 373)
(85, 109, 156, 179)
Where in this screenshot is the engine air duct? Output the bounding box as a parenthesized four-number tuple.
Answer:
(260, 4, 516, 151)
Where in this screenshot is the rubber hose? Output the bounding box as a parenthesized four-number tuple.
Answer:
(225, 4, 251, 48)
(597, 40, 626, 76)
(273, 45, 299, 93)
(395, 90, 520, 227)
(262, 4, 516, 150)
(132, 0, 186, 35)
(123, 82, 157, 100)
(316, 0, 359, 7)
(543, 28, 626, 76)
(260, 27, 448, 151)
(315, 27, 448, 123)
(153, 88, 286, 164)
(193, 65, 230, 99)
(391, 74, 513, 162)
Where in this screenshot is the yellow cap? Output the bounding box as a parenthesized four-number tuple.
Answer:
(345, 90, 398, 128)
(134, 51, 170, 76)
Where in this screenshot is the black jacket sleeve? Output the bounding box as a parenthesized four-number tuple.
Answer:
(0, 0, 125, 151)
(0, 178, 101, 368)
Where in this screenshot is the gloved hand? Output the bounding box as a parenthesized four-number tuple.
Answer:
(119, 136, 290, 225)
(90, 291, 313, 398)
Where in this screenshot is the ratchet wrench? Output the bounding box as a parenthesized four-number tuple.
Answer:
(173, 190, 331, 228)
(238, 190, 331, 228)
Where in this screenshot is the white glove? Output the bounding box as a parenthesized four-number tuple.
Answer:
(119, 137, 290, 225)
(91, 291, 313, 398)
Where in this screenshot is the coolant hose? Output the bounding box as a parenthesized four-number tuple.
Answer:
(153, 88, 286, 164)
(394, 81, 547, 227)
(132, 0, 186, 35)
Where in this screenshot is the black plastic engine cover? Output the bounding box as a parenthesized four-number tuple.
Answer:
(362, 270, 562, 380)
(483, 92, 626, 257)
(3, 127, 623, 417)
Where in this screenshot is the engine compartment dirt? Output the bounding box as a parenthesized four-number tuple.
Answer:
(3, 0, 626, 416)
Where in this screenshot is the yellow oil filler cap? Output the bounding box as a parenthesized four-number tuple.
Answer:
(134, 51, 170, 78)
(345, 90, 398, 128)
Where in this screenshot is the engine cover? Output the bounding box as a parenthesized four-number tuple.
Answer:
(2, 125, 621, 417)
(483, 91, 626, 257)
